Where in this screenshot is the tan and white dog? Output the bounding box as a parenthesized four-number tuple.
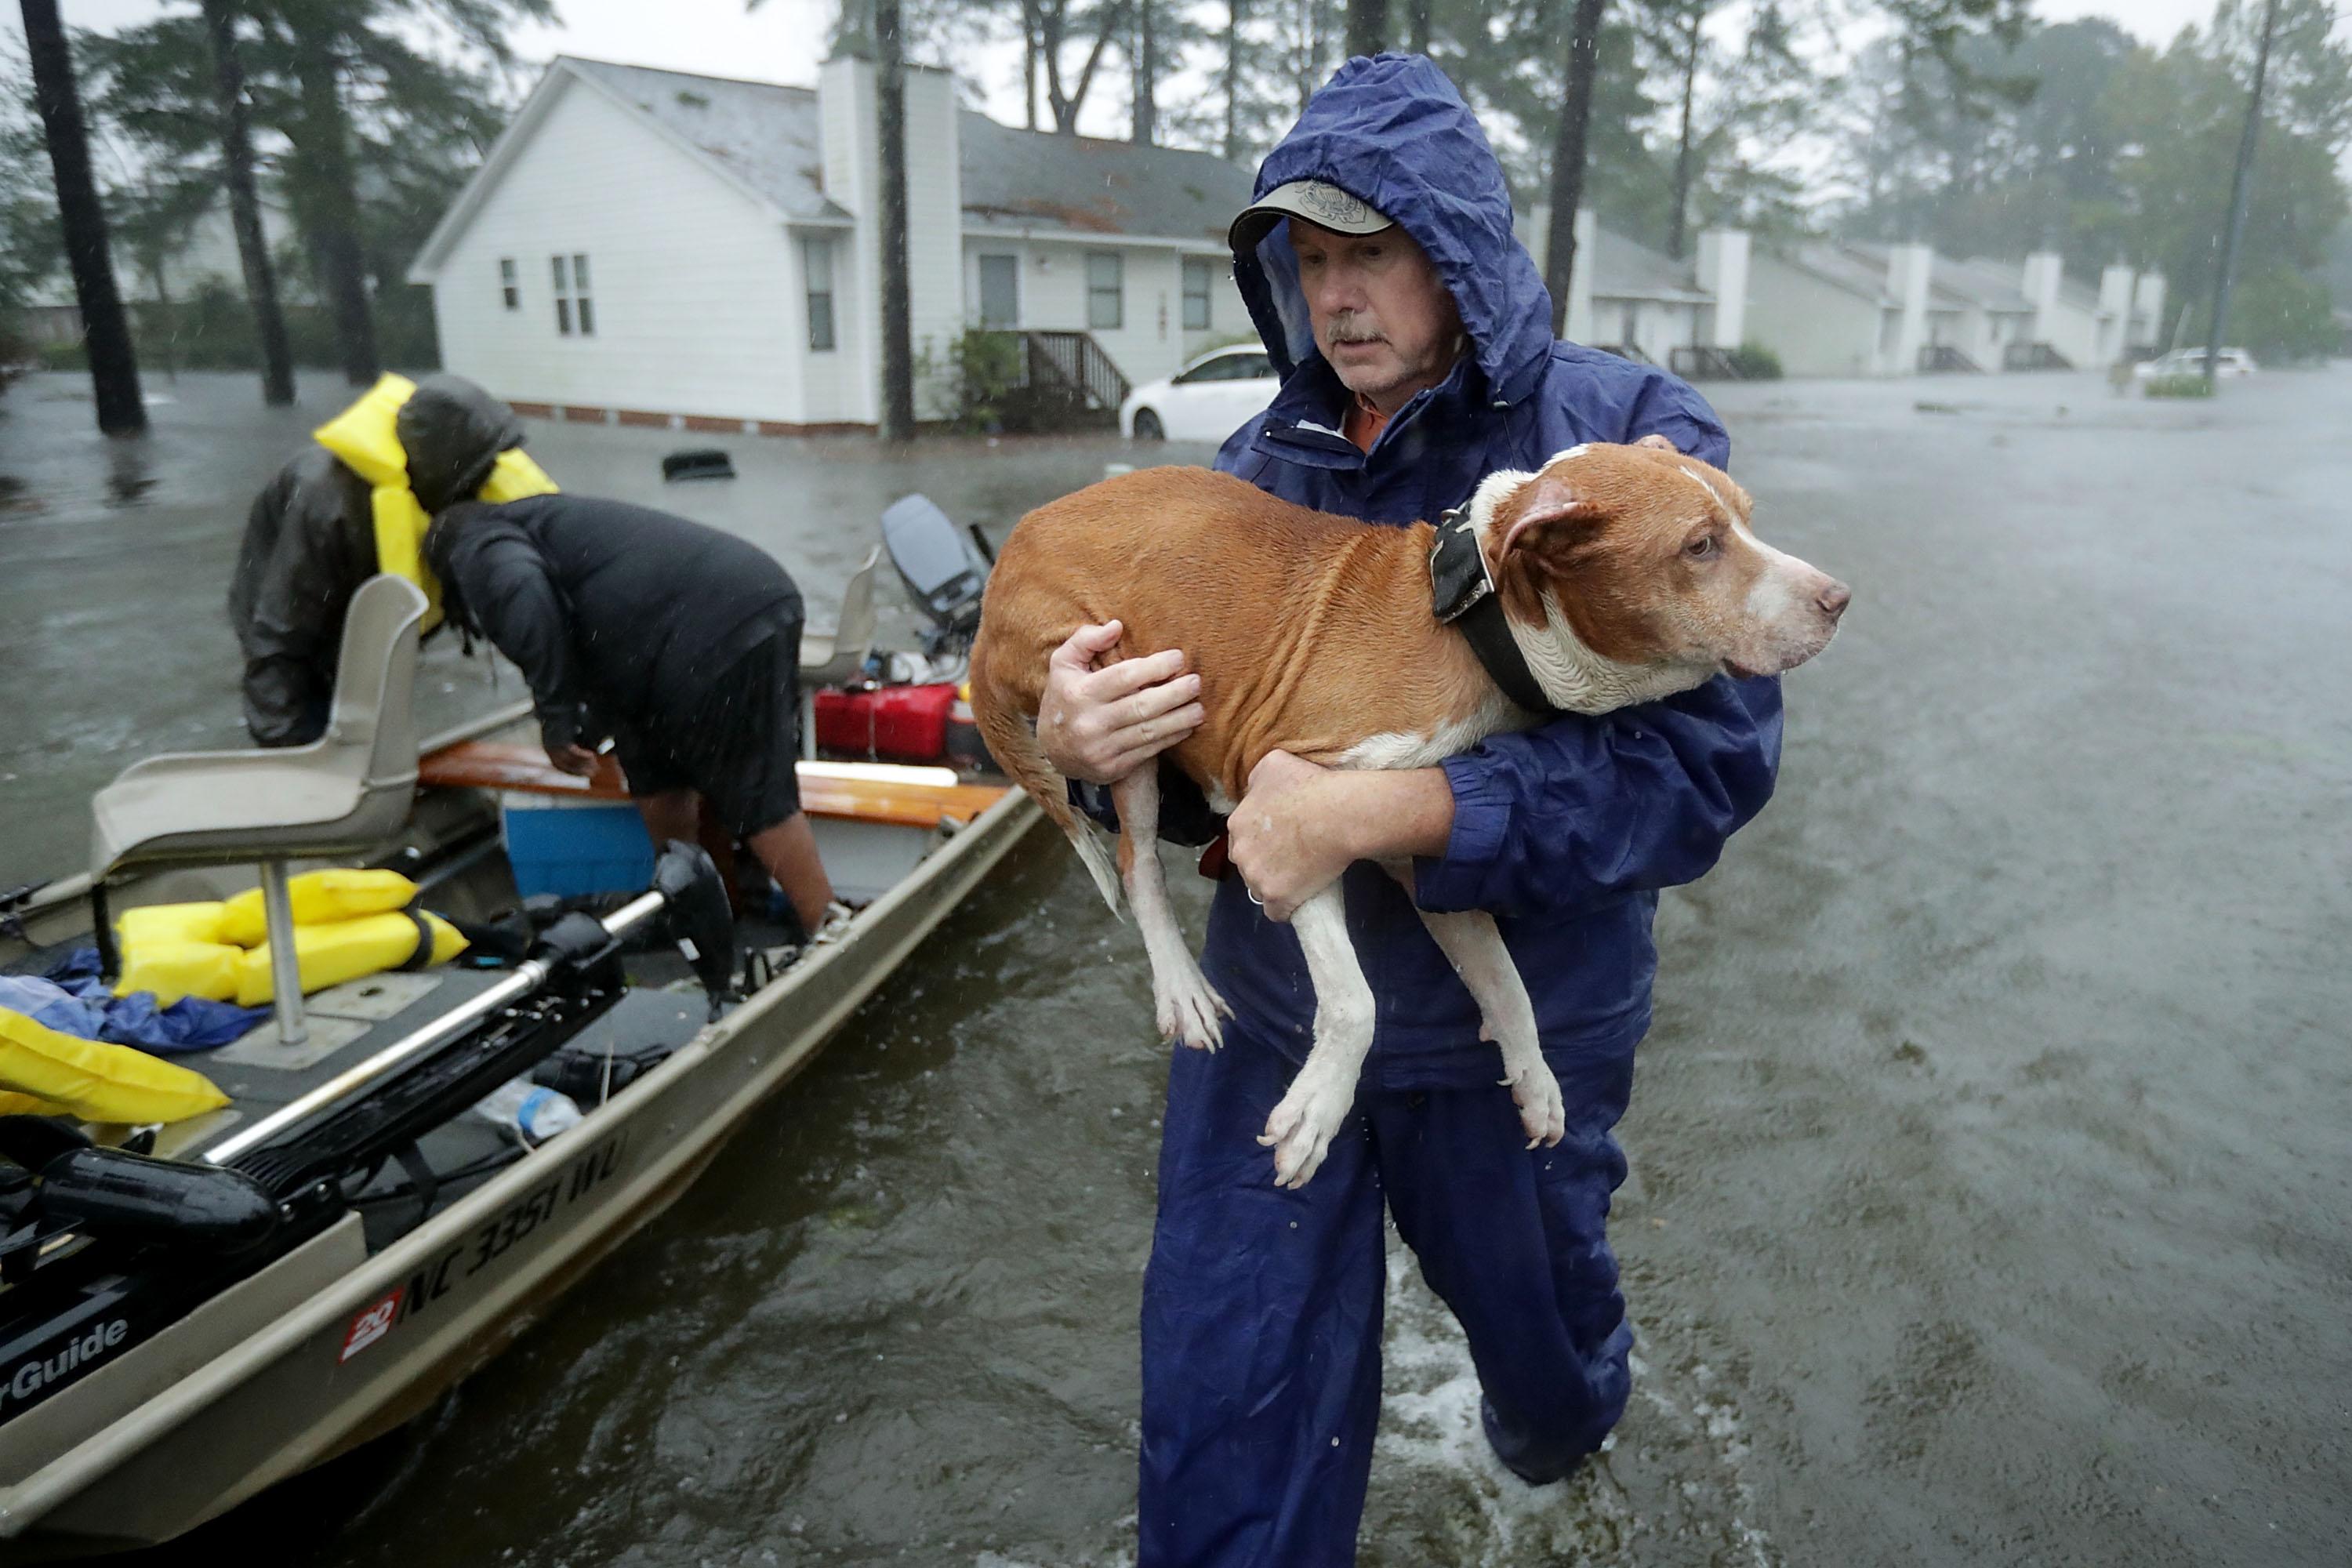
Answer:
(968, 441, 1849, 1187)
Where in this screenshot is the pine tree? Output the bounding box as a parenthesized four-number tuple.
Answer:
(203, 0, 296, 404)
(20, 0, 146, 433)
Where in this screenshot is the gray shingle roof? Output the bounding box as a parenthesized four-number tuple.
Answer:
(1940, 256, 2039, 314)
(566, 57, 849, 222)
(1587, 227, 1706, 303)
(959, 116, 1252, 245)
(564, 56, 1252, 245)
(1766, 242, 1899, 306)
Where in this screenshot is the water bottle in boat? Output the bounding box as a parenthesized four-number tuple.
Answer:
(469, 1078, 583, 1142)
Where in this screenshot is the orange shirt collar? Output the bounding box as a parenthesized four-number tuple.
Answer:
(1341, 389, 1392, 453)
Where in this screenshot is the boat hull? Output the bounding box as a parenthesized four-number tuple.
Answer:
(0, 786, 1038, 1559)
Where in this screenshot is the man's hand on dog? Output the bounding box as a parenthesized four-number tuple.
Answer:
(1039, 620, 1206, 784)
(1232, 752, 1458, 920)
(1229, 751, 1351, 921)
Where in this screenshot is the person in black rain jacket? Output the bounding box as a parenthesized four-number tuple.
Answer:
(423, 493, 839, 941)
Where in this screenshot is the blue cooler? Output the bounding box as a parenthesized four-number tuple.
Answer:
(499, 792, 656, 898)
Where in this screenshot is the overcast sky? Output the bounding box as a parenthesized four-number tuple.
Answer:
(24, 0, 2284, 147)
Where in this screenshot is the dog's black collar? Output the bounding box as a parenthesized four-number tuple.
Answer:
(1430, 504, 1559, 715)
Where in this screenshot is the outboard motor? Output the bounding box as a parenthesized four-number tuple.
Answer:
(882, 493, 992, 655)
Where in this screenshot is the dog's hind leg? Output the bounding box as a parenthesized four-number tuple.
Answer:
(1385, 864, 1566, 1149)
(1258, 884, 1376, 1189)
(1112, 768, 1231, 1051)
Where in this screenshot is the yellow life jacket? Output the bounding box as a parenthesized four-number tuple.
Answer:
(0, 1006, 229, 1126)
(216, 868, 420, 947)
(310, 375, 561, 633)
(112, 872, 463, 1007)
(232, 910, 469, 1008)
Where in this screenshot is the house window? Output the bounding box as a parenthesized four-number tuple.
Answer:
(803, 236, 837, 353)
(551, 253, 593, 336)
(499, 257, 518, 311)
(1181, 257, 1213, 332)
(1087, 252, 1123, 331)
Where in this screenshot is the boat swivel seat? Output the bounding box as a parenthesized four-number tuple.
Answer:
(88, 574, 430, 1047)
(797, 544, 882, 760)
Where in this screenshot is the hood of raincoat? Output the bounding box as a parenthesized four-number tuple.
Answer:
(396, 375, 524, 514)
(1232, 53, 1555, 408)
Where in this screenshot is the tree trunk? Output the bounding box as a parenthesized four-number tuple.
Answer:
(1023, 0, 1041, 129)
(20, 0, 146, 434)
(1345, 0, 1387, 59)
(1051, 0, 1126, 133)
(147, 259, 178, 380)
(1407, 0, 1430, 53)
(202, 0, 295, 405)
(876, 0, 916, 440)
(1224, 0, 1246, 160)
(291, 23, 378, 386)
(1666, 2, 1700, 260)
(1543, 0, 1606, 338)
(2203, 0, 2279, 389)
(1132, 0, 1157, 144)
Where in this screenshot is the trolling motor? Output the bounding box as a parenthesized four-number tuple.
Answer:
(0, 1116, 279, 1274)
(203, 841, 733, 1187)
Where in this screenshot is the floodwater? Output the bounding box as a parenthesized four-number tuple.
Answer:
(3, 366, 2347, 1566)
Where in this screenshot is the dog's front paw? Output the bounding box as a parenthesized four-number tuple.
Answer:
(1156, 968, 1232, 1052)
(1501, 1054, 1567, 1149)
(1258, 1073, 1352, 1188)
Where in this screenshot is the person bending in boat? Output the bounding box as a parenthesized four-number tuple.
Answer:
(228, 374, 524, 747)
(423, 495, 844, 944)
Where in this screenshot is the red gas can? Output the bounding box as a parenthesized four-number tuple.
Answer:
(811, 683, 959, 762)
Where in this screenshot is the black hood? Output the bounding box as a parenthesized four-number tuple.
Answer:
(397, 375, 523, 513)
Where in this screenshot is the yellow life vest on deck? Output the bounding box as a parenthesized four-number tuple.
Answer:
(111, 872, 466, 1007)
(0, 1007, 229, 1126)
(311, 374, 561, 633)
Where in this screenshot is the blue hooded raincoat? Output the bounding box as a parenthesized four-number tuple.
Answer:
(1135, 53, 1784, 1568)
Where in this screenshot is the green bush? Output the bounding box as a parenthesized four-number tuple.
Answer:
(1728, 340, 1784, 379)
(2142, 373, 2215, 398)
(917, 328, 1029, 434)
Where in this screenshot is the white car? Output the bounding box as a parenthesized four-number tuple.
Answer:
(1122, 344, 1279, 442)
(2134, 347, 2259, 379)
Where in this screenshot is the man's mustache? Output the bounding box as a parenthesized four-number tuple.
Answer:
(1323, 317, 1385, 345)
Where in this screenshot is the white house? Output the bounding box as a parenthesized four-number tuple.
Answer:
(1515, 206, 1731, 367)
(1741, 241, 2167, 377)
(23, 191, 301, 345)
(407, 56, 1254, 433)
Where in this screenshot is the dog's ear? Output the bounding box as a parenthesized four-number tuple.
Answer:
(1499, 473, 1606, 557)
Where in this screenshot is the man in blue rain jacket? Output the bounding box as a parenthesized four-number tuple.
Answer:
(1037, 53, 1784, 1566)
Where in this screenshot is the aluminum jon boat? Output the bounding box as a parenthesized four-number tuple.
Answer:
(0, 699, 1036, 1560)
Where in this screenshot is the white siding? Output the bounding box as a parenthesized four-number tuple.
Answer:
(1178, 253, 1248, 360)
(903, 71, 964, 419)
(1592, 296, 1701, 365)
(795, 227, 859, 423)
(820, 59, 964, 423)
(820, 59, 878, 425)
(1744, 252, 1884, 378)
(430, 74, 803, 422)
(970, 238, 1240, 390)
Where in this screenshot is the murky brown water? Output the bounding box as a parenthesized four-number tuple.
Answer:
(5, 368, 2347, 1565)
